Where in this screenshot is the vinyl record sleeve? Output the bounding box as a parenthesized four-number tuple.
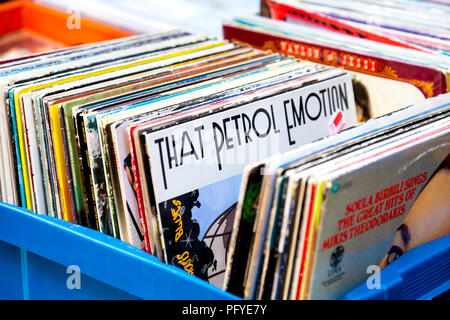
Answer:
(100, 48, 272, 243)
(224, 162, 265, 292)
(141, 72, 356, 288)
(258, 174, 290, 299)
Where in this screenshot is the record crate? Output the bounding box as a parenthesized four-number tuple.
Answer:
(0, 0, 448, 301)
(0, 201, 448, 300)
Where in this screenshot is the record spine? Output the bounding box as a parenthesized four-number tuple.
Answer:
(128, 126, 152, 254)
(78, 115, 100, 231)
(59, 107, 81, 225)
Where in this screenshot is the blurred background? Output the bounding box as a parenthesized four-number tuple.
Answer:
(0, 0, 261, 60)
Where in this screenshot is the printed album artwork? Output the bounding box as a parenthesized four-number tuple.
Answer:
(0, 0, 449, 301)
(158, 175, 240, 285)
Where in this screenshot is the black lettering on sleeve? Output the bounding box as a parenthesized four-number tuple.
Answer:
(154, 137, 168, 190)
(194, 125, 205, 158)
(332, 86, 339, 112)
(212, 122, 225, 170)
(319, 89, 327, 117)
(292, 97, 306, 126)
(223, 117, 234, 150)
(180, 130, 199, 165)
(242, 113, 253, 144)
(252, 108, 271, 138)
(283, 99, 295, 145)
(231, 114, 242, 145)
(305, 92, 322, 121)
(166, 135, 178, 169)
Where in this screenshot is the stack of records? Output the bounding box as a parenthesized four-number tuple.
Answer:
(0, 31, 357, 288)
(224, 92, 450, 299)
(223, 1, 450, 121)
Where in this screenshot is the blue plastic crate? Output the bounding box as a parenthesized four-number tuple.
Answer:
(0, 202, 238, 300)
(0, 201, 448, 300)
